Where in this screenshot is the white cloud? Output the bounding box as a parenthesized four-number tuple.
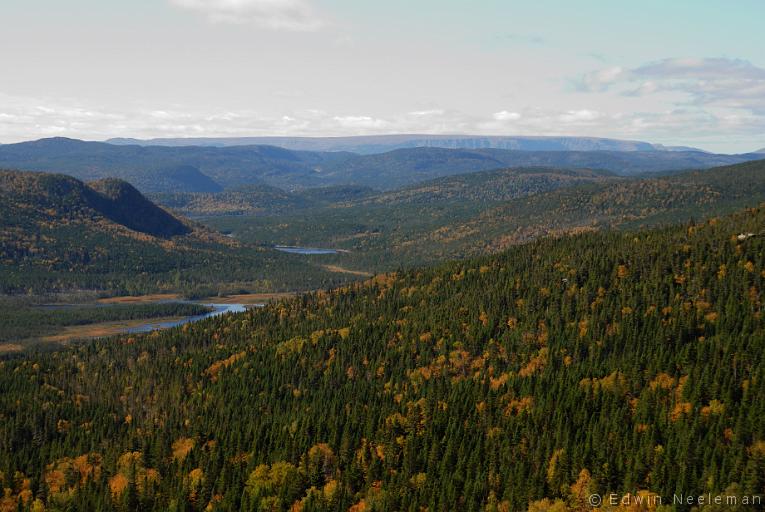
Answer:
(626, 58, 765, 114)
(168, 0, 323, 31)
(580, 58, 765, 111)
(633, 58, 765, 80)
(559, 109, 601, 123)
(492, 110, 521, 121)
(1, 88, 762, 153)
(573, 57, 765, 148)
(150, 110, 173, 119)
(331, 115, 389, 129)
(408, 109, 445, 117)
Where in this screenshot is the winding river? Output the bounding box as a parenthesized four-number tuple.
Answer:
(126, 303, 250, 334)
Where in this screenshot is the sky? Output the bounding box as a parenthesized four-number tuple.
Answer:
(0, 0, 763, 153)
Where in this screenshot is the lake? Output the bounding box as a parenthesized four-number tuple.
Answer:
(275, 245, 338, 255)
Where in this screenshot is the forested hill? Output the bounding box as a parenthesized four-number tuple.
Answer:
(350, 167, 615, 206)
(150, 184, 376, 217)
(208, 159, 765, 274)
(0, 170, 352, 295)
(0, 170, 191, 238)
(149, 168, 609, 217)
(1, 205, 764, 510)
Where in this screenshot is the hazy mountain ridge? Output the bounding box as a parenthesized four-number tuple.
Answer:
(312, 146, 761, 190)
(0, 137, 354, 192)
(107, 134, 685, 153)
(1, 137, 761, 193)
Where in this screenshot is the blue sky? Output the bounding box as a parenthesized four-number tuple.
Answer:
(0, 0, 763, 152)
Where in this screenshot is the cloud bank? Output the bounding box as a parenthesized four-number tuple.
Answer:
(0, 95, 743, 150)
(2, 57, 763, 153)
(580, 57, 765, 113)
(575, 57, 765, 150)
(168, 0, 322, 30)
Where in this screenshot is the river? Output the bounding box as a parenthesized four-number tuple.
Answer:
(125, 303, 252, 333)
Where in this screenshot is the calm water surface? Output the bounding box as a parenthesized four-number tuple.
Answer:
(126, 303, 251, 333)
(274, 245, 338, 255)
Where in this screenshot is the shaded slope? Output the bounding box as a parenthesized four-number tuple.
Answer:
(157, 164, 223, 193)
(87, 178, 191, 237)
(0, 171, 190, 238)
(0, 170, 355, 295)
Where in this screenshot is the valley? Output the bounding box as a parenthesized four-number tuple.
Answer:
(203, 159, 765, 273)
(0, 293, 297, 352)
(4, 156, 765, 352)
(4, 3, 765, 510)
(1, 137, 765, 511)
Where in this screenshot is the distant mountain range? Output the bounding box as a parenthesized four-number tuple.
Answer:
(0, 137, 352, 192)
(1, 138, 763, 193)
(314, 147, 762, 189)
(107, 134, 702, 154)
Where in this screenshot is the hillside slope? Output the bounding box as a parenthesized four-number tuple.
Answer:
(1, 205, 763, 510)
(207, 159, 765, 272)
(351, 167, 615, 206)
(150, 184, 377, 217)
(150, 168, 609, 217)
(0, 170, 353, 295)
(0, 170, 191, 237)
